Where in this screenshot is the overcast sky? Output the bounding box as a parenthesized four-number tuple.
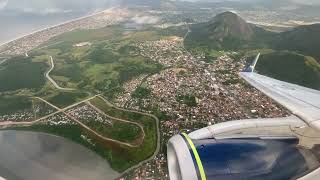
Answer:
(178, 0, 320, 5)
(0, 0, 319, 14)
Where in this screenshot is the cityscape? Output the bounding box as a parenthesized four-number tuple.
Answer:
(0, 0, 320, 180)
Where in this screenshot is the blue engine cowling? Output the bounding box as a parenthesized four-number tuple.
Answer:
(167, 134, 316, 180)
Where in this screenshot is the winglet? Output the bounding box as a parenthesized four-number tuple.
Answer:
(243, 53, 260, 72)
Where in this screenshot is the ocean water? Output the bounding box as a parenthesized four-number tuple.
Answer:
(0, 130, 119, 180)
(0, 11, 86, 45)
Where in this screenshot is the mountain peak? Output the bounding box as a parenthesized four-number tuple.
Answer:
(214, 11, 239, 20)
(208, 11, 254, 40)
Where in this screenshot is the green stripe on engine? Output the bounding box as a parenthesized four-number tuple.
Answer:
(181, 133, 207, 180)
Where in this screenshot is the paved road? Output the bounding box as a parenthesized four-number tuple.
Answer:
(97, 95, 161, 176)
(64, 109, 139, 148)
(0, 95, 146, 147)
(86, 101, 146, 146)
(0, 96, 98, 126)
(36, 96, 145, 147)
(46, 56, 75, 91)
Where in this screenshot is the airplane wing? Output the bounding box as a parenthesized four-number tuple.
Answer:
(240, 72, 320, 129)
(240, 62, 320, 131)
(167, 54, 320, 180)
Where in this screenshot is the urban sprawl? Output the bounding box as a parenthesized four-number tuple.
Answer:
(0, 8, 291, 180)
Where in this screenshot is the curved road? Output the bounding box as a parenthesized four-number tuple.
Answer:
(34, 96, 145, 147)
(96, 95, 161, 176)
(0, 81, 160, 174)
(0, 95, 151, 148)
(86, 101, 146, 146)
(46, 56, 75, 91)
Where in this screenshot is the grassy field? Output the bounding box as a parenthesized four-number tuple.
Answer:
(0, 57, 47, 92)
(38, 25, 123, 48)
(52, 63, 82, 83)
(89, 97, 158, 171)
(0, 96, 32, 115)
(1, 24, 165, 172)
(30, 26, 163, 94)
(44, 91, 88, 108)
(84, 120, 142, 143)
(8, 96, 158, 172)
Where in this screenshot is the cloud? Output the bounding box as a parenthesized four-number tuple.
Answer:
(131, 15, 160, 24)
(0, 0, 8, 9)
(290, 0, 320, 5)
(20, 7, 73, 15)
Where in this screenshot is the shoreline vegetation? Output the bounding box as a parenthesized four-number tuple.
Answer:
(5, 96, 159, 173)
(0, 23, 163, 173)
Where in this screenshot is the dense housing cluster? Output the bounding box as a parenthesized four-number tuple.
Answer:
(67, 104, 112, 125)
(120, 38, 290, 179)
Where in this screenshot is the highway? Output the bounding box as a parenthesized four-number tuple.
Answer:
(46, 56, 75, 91)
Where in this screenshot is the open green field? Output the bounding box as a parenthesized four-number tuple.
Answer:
(30, 26, 163, 94)
(89, 96, 158, 170)
(0, 96, 32, 115)
(1, 24, 167, 172)
(84, 120, 142, 143)
(36, 25, 124, 53)
(0, 57, 47, 92)
(44, 91, 88, 108)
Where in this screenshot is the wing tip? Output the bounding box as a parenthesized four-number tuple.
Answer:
(243, 53, 260, 73)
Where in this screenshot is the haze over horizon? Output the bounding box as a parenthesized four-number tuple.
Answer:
(0, 0, 320, 44)
(0, 0, 118, 44)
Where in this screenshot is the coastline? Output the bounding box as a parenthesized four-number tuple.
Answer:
(0, 7, 116, 48)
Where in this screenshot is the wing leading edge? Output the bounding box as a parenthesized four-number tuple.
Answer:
(240, 70, 320, 131)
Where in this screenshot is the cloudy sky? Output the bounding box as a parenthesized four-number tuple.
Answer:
(1, 0, 320, 13)
(180, 0, 320, 5)
(0, 0, 120, 14)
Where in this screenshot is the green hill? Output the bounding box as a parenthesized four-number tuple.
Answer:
(186, 12, 320, 90)
(273, 24, 320, 62)
(185, 11, 272, 51)
(254, 51, 320, 90)
(186, 12, 320, 63)
(207, 11, 254, 41)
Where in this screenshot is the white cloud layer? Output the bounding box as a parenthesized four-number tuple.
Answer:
(131, 15, 160, 24)
(1, 0, 319, 14)
(290, 0, 320, 5)
(0, 0, 8, 9)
